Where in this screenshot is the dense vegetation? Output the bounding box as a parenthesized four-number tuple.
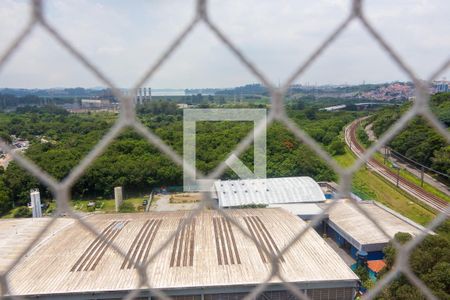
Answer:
(0, 93, 86, 110)
(377, 223, 450, 300)
(370, 92, 450, 179)
(0, 101, 359, 215)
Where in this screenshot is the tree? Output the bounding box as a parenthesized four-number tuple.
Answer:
(0, 101, 357, 215)
(431, 146, 450, 177)
(0, 180, 11, 214)
(378, 231, 450, 299)
(371, 93, 449, 173)
(305, 108, 316, 120)
(291, 99, 305, 110)
(354, 264, 369, 283)
(0, 131, 12, 144)
(328, 139, 345, 155)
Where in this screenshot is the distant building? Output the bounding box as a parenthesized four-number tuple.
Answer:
(177, 103, 189, 109)
(121, 87, 152, 104)
(80, 99, 110, 108)
(320, 104, 346, 112)
(433, 81, 449, 93)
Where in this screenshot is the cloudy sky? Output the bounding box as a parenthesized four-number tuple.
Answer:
(0, 0, 449, 89)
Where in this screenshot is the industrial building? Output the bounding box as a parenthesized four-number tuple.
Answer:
(268, 203, 326, 221)
(3, 209, 358, 299)
(318, 201, 425, 260)
(80, 99, 111, 109)
(214, 177, 326, 207)
(266, 199, 425, 261)
(214, 177, 425, 263)
(122, 87, 152, 104)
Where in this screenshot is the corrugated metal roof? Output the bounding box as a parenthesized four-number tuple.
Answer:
(6, 209, 358, 296)
(268, 203, 325, 217)
(214, 177, 326, 207)
(319, 200, 424, 250)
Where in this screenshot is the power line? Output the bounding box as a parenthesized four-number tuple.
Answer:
(388, 147, 450, 179)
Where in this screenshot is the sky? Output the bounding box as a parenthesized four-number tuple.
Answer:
(0, 0, 449, 89)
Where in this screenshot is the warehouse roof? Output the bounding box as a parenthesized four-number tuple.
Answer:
(268, 203, 326, 221)
(214, 177, 326, 207)
(6, 209, 357, 297)
(0, 218, 74, 273)
(320, 201, 425, 251)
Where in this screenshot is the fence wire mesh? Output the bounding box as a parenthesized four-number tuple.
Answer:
(0, 0, 449, 299)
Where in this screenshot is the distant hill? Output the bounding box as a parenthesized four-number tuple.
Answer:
(0, 87, 108, 98)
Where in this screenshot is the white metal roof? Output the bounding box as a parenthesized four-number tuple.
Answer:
(268, 203, 325, 218)
(214, 177, 326, 207)
(319, 200, 425, 251)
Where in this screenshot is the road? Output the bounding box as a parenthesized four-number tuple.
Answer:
(0, 148, 21, 169)
(345, 118, 449, 214)
(0, 140, 29, 169)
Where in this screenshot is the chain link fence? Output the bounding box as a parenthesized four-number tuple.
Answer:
(0, 0, 449, 299)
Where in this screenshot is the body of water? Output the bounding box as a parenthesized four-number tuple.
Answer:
(152, 89, 186, 96)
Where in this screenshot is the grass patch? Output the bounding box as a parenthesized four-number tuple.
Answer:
(372, 153, 450, 203)
(1, 209, 17, 219)
(335, 147, 436, 225)
(1, 202, 56, 219)
(72, 197, 147, 213)
(170, 193, 201, 204)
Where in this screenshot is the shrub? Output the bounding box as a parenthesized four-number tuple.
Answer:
(45, 204, 55, 215)
(328, 139, 345, 155)
(119, 202, 135, 213)
(13, 206, 31, 218)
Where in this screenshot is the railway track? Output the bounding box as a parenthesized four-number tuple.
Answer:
(344, 118, 449, 214)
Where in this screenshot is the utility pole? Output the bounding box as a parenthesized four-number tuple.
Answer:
(393, 163, 400, 187)
(420, 166, 424, 187)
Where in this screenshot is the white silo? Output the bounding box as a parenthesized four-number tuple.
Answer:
(30, 189, 42, 218)
(114, 186, 123, 212)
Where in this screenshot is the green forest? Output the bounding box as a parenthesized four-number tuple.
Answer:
(0, 101, 359, 215)
(376, 223, 450, 300)
(370, 92, 450, 180)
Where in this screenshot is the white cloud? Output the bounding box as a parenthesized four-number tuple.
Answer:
(0, 0, 448, 88)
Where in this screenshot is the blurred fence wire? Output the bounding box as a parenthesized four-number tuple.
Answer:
(0, 0, 449, 299)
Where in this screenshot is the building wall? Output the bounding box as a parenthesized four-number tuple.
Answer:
(29, 287, 356, 300)
(200, 288, 355, 300)
(367, 251, 384, 260)
(325, 223, 385, 261)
